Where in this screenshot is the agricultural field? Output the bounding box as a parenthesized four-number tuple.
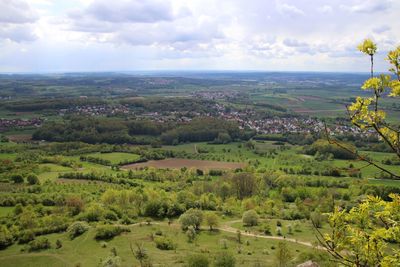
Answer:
(123, 158, 246, 171)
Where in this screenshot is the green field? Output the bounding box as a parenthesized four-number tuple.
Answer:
(86, 152, 141, 165)
(0, 222, 326, 267)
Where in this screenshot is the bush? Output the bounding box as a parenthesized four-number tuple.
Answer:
(10, 174, 24, 183)
(27, 174, 40, 185)
(214, 251, 236, 267)
(95, 226, 130, 240)
(18, 230, 35, 244)
(154, 236, 176, 250)
(0, 226, 13, 250)
(67, 221, 89, 240)
(242, 210, 259, 226)
(28, 237, 51, 251)
(104, 210, 119, 221)
(56, 239, 62, 249)
(179, 209, 203, 230)
(187, 254, 210, 267)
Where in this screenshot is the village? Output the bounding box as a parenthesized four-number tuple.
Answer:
(0, 118, 43, 131)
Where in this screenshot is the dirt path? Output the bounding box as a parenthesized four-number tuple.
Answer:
(123, 220, 324, 250)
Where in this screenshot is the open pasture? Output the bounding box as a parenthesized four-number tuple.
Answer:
(123, 158, 247, 170)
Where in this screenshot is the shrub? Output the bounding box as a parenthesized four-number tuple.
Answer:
(214, 251, 236, 267)
(179, 209, 203, 230)
(77, 204, 104, 222)
(27, 174, 40, 185)
(154, 236, 176, 250)
(242, 210, 259, 226)
(187, 254, 210, 267)
(28, 237, 51, 251)
(67, 221, 89, 240)
(0, 226, 13, 250)
(104, 210, 119, 221)
(18, 230, 35, 244)
(95, 226, 130, 240)
(56, 239, 62, 249)
(10, 174, 24, 184)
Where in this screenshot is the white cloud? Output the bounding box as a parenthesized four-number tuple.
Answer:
(0, 0, 39, 43)
(341, 0, 392, 14)
(373, 25, 391, 34)
(0, 0, 400, 72)
(0, 0, 38, 23)
(276, 2, 305, 16)
(318, 5, 333, 14)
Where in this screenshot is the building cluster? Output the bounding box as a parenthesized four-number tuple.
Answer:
(0, 118, 43, 131)
(191, 90, 241, 100)
(59, 105, 131, 116)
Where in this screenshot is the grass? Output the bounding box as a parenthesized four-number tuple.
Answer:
(85, 152, 141, 165)
(160, 141, 400, 183)
(0, 207, 14, 217)
(0, 223, 325, 267)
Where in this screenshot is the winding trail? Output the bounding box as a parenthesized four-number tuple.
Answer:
(125, 220, 325, 250)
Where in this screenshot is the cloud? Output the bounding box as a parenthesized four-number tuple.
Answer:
(283, 38, 308, 47)
(1, 0, 400, 72)
(63, 0, 224, 53)
(276, 2, 305, 16)
(318, 5, 333, 14)
(373, 25, 390, 34)
(0, 0, 39, 43)
(341, 0, 392, 14)
(0, 25, 37, 42)
(0, 0, 38, 24)
(70, 0, 176, 24)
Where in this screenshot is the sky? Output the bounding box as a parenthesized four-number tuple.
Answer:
(0, 0, 399, 73)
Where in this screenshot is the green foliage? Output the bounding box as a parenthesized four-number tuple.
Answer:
(10, 174, 24, 183)
(274, 241, 292, 267)
(154, 236, 176, 250)
(27, 174, 39, 185)
(204, 212, 219, 230)
(318, 194, 400, 266)
(95, 226, 130, 240)
(67, 221, 89, 240)
(0, 226, 13, 250)
(242, 210, 259, 226)
(187, 254, 210, 267)
(304, 139, 356, 160)
(28, 237, 51, 252)
(214, 251, 236, 267)
(179, 209, 203, 230)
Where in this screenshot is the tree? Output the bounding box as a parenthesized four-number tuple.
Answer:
(67, 221, 89, 239)
(329, 40, 400, 179)
(204, 212, 219, 230)
(275, 241, 292, 267)
(187, 254, 210, 267)
(214, 251, 236, 267)
(130, 243, 149, 267)
(242, 210, 259, 226)
(27, 174, 39, 185)
(231, 173, 257, 200)
(10, 174, 24, 183)
(65, 195, 85, 216)
(315, 194, 400, 267)
(179, 209, 203, 230)
(0, 226, 13, 250)
(186, 226, 197, 243)
(310, 211, 324, 229)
